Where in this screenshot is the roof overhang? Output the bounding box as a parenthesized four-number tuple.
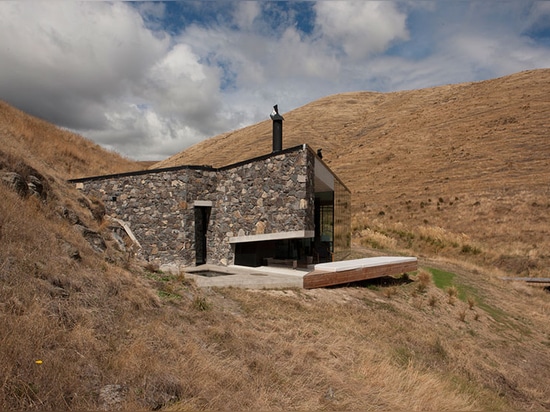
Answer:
(314, 158, 334, 192)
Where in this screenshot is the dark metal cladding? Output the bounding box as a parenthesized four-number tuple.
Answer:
(270, 105, 284, 153)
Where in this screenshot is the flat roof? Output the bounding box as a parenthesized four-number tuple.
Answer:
(68, 144, 350, 192)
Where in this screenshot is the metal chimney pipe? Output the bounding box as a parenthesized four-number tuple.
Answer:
(270, 104, 284, 153)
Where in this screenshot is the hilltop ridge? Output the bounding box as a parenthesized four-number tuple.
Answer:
(154, 69, 550, 198)
(0, 100, 142, 180)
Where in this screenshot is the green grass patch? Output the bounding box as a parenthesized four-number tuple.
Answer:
(425, 268, 530, 335)
(157, 290, 182, 300)
(428, 267, 457, 291)
(428, 267, 480, 302)
(144, 271, 175, 282)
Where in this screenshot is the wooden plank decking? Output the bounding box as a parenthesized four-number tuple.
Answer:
(303, 256, 418, 289)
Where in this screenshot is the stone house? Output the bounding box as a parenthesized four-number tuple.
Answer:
(71, 108, 351, 269)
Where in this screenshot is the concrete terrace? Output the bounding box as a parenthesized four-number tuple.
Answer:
(184, 264, 308, 289)
(163, 256, 418, 289)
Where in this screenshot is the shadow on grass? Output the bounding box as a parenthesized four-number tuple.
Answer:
(327, 274, 414, 289)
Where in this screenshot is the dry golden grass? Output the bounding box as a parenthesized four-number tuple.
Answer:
(416, 268, 432, 293)
(1, 170, 550, 410)
(0, 100, 142, 179)
(2, 71, 550, 410)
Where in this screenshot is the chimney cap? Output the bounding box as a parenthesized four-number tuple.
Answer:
(270, 104, 284, 121)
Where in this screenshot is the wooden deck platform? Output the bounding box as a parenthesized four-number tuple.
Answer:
(303, 256, 418, 289)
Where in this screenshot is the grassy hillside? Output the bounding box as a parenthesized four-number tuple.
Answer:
(154, 69, 550, 277)
(1, 73, 550, 410)
(0, 100, 142, 179)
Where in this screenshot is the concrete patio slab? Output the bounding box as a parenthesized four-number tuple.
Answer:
(160, 256, 417, 289)
(166, 264, 308, 289)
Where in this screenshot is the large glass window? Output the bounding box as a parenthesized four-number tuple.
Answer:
(319, 197, 334, 243)
(314, 191, 333, 262)
(333, 179, 351, 260)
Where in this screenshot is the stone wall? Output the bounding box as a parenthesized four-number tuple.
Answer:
(76, 146, 314, 267)
(210, 149, 315, 265)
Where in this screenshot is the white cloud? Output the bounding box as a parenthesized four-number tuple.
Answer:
(233, 2, 261, 30)
(0, 2, 229, 160)
(314, 2, 409, 60)
(0, 2, 168, 129)
(274, 27, 340, 79)
(348, 2, 550, 93)
(0, 1, 548, 161)
(145, 43, 223, 131)
(526, 2, 550, 31)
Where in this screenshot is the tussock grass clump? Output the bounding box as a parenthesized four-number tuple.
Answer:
(461, 243, 482, 255)
(416, 269, 432, 293)
(357, 227, 398, 250)
(192, 295, 211, 311)
(384, 286, 398, 299)
(447, 286, 458, 305)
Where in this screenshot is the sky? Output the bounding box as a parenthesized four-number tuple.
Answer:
(0, 1, 549, 161)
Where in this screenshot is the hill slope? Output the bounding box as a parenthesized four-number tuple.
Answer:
(1, 74, 550, 410)
(0, 100, 142, 180)
(154, 69, 550, 275)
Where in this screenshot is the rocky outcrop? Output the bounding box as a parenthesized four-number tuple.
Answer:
(74, 225, 107, 253)
(0, 164, 119, 262)
(1, 171, 47, 199)
(1, 172, 29, 197)
(27, 175, 44, 197)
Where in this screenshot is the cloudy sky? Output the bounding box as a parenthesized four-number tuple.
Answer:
(1, 1, 549, 160)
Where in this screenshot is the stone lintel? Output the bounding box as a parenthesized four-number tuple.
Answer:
(194, 200, 213, 207)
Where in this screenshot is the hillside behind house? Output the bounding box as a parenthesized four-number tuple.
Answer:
(1, 71, 550, 410)
(155, 69, 550, 277)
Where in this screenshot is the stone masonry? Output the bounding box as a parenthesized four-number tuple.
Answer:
(74, 145, 316, 268)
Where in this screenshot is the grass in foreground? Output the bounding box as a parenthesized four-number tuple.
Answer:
(1, 180, 550, 410)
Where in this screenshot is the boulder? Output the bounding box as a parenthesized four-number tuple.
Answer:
(75, 225, 107, 253)
(27, 175, 44, 197)
(1, 172, 28, 197)
(58, 206, 82, 225)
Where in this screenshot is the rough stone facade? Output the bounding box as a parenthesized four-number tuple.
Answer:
(74, 146, 316, 268)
